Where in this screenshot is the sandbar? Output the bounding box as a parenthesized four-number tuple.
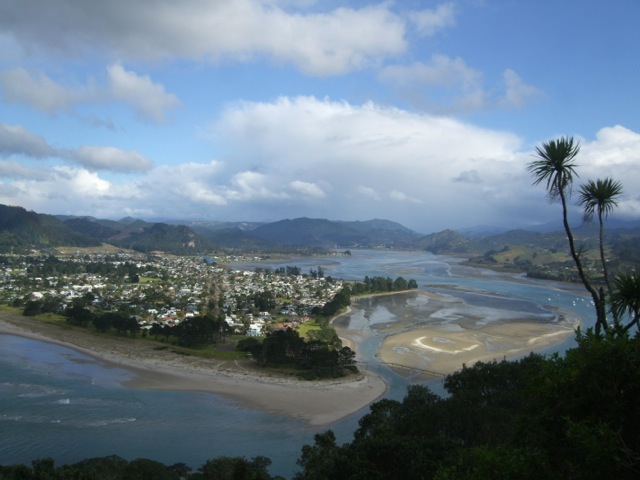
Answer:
(365, 291, 580, 380)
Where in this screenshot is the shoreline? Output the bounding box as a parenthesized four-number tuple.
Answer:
(334, 289, 580, 381)
(0, 312, 387, 427)
(0, 283, 581, 424)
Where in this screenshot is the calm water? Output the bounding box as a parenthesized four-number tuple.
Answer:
(0, 250, 595, 477)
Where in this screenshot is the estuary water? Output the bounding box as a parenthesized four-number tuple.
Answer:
(0, 250, 595, 477)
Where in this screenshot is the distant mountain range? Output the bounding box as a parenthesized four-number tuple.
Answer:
(1, 203, 640, 259)
(0, 204, 421, 254)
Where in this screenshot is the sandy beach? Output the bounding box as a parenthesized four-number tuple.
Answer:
(0, 312, 386, 427)
(0, 288, 580, 424)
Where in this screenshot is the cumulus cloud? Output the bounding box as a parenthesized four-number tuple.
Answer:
(0, 160, 50, 180)
(0, 122, 153, 173)
(0, 122, 55, 158)
(210, 95, 528, 228)
(0, 65, 178, 123)
(0, 166, 125, 214)
(227, 171, 290, 202)
(579, 125, 640, 219)
(0, 0, 407, 76)
(290, 180, 325, 198)
(71, 146, 154, 173)
(2, 98, 638, 232)
(357, 185, 380, 201)
(0, 68, 89, 113)
(107, 64, 180, 122)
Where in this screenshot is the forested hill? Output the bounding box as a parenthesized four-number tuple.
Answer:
(0, 205, 212, 254)
(246, 217, 420, 247)
(0, 204, 100, 250)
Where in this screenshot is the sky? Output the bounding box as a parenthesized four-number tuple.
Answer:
(0, 0, 639, 234)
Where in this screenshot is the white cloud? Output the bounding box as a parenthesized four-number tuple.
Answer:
(0, 166, 129, 216)
(211, 95, 528, 229)
(107, 64, 180, 122)
(0, 0, 408, 76)
(579, 126, 640, 219)
(2, 98, 638, 232)
(0, 122, 55, 158)
(407, 3, 456, 37)
(502, 69, 544, 108)
(0, 65, 179, 123)
(0, 122, 154, 173)
(0, 160, 50, 180)
(357, 185, 380, 201)
(140, 161, 227, 209)
(290, 180, 325, 198)
(72, 146, 154, 173)
(227, 171, 289, 202)
(0, 68, 89, 113)
(389, 190, 422, 203)
(63, 167, 112, 197)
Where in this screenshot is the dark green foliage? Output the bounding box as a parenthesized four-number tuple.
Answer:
(236, 337, 263, 354)
(0, 205, 99, 252)
(296, 333, 640, 479)
(514, 331, 640, 479)
(414, 229, 470, 254)
(253, 291, 277, 311)
(0, 455, 280, 480)
(321, 287, 351, 316)
(196, 455, 274, 480)
(65, 304, 94, 327)
(3, 334, 639, 479)
(124, 458, 180, 480)
(249, 328, 357, 378)
(22, 300, 43, 317)
(348, 276, 418, 296)
(116, 223, 212, 254)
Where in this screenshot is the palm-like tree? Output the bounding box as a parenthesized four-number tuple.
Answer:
(528, 137, 607, 333)
(578, 178, 623, 295)
(528, 136, 580, 203)
(610, 274, 640, 332)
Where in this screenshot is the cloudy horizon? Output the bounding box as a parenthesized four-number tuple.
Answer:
(1, 1, 638, 234)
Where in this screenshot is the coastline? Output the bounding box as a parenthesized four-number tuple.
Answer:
(0, 312, 386, 427)
(0, 284, 580, 424)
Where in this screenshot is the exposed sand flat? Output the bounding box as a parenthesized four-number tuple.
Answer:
(333, 289, 581, 382)
(379, 318, 579, 380)
(0, 312, 386, 427)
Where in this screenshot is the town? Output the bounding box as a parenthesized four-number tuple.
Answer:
(0, 251, 346, 339)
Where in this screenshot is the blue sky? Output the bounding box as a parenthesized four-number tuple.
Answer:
(1, 0, 639, 234)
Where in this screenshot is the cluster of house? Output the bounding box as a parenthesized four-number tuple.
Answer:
(218, 267, 343, 336)
(0, 252, 343, 337)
